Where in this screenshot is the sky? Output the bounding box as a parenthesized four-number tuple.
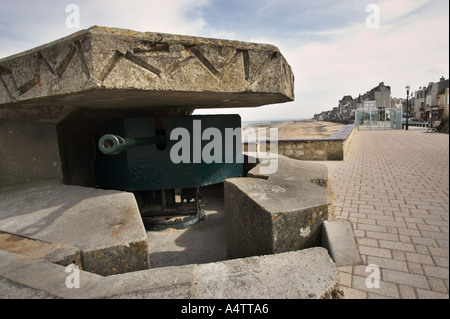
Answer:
(0, 0, 448, 122)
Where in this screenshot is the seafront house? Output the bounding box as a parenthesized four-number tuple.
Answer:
(315, 78, 449, 125)
(444, 86, 449, 119)
(437, 77, 449, 120)
(362, 82, 392, 111)
(423, 77, 449, 121)
(413, 87, 426, 120)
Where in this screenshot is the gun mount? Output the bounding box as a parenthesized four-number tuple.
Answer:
(95, 115, 243, 230)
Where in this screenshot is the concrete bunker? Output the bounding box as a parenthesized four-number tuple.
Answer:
(0, 27, 348, 280)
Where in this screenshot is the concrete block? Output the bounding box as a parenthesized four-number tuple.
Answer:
(0, 180, 149, 276)
(196, 247, 338, 299)
(225, 156, 328, 259)
(321, 219, 363, 267)
(98, 264, 198, 299)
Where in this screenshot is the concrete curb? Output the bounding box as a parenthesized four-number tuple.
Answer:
(1, 247, 338, 299)
(321, 219, 363, 267)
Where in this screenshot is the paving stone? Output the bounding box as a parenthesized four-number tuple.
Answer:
(405, 252, 434, 265)
(427, 278, 448, 294)
(318, 129, 449, 299)
(398, 285, 416, 299)
(416, 289, 449, 299)
(378, 240, 415, 252)
(366, 256, 408, 272)
(339, 286, 367, 299)
(351, 275, 399, 298)
(358, 246, 392, 259)
(381, 269, 429, 289)
(422, 265, 450, 280)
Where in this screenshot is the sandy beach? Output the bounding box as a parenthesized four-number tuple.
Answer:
(242, 119, 348, 141)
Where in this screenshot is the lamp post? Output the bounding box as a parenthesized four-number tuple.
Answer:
(406, 85, 410, 130)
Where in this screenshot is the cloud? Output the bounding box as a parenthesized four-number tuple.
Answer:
(196, 0, 448, 120)
(1, 0, 448, 121)
(0, 0, 211, 58)
(377, 0, 432, 24)
(80, 0, 209, 34)
(267, 0, 449, 117)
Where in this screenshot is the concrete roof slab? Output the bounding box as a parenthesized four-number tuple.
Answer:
(0, 26, 294, 115)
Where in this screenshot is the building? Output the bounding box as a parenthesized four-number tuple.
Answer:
(413, 87, 426, 120)
(444, 87, 449, 119)
(362, 82, 392, 110)
(424, 77, 448, 121)
(437, 77, 449, 119)
(338, 95, 353, 117)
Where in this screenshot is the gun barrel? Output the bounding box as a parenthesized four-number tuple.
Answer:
(99, 134, 165, 154)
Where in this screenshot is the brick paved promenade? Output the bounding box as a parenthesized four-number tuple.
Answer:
(319, 127, 449, 299)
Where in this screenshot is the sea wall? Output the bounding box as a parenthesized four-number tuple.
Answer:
(244, 122, 357, 161)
